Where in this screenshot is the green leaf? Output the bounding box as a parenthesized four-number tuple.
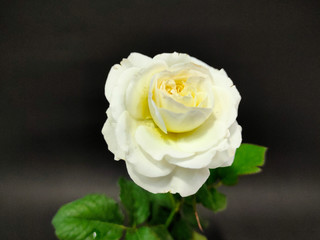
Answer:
(211, 143, 267, 185)
(125, 226, 173, 240)
(196, 185, 227, 212)
(52, 194, 124, 240)
(215, 167, 238, 186)
(170, 219, 193, 240)
(232, 143, 267, 175)
(151, 193, 176, 209)
(192, 231, 208, 240)
(148, 193, 176, 225)
(149, 204, 172, 225)
(151, 225, 174, 240)
(119, 178, 150, 225)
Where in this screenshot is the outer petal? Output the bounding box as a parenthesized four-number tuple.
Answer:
(212, 86, 238, 128)
(126, 61, 167, 120)
(229, 122, 242, 149)
(211, 69, 234, 87)
(153, 52, 191, 67)
(209, 122, 242, 168)
(105, 64, 125, 101)
(125, 52, 152, 67)
(101, 110, 125, 160)
(229, 85, 241, 110)
(166, 148, 216, 169)
(208, 151, 233, 168)
(126, 164, 210, 197)
(126, 149, 175, 178)
(188, 55, 234, 87)
(109, 67, 140, 119)
(176, 114, 229, 153)
(166, 138, 229, 169)
(105, 53, 151, 102)
(114, 111, 136, 158)
(135, 124, 194, 161)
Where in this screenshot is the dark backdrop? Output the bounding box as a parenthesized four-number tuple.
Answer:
(1, 0, 320, 239)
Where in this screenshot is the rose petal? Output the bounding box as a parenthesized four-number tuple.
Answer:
(210, 68, 234, 87)
(148, 97, 167, 133)
(126, 164, 210, 197)
(212, 86, 238, 128)
(126, 61, 167, 120)
(126, 149, 175, 178)
(101, 110, 125, 160)
(166, 148, 216, 169)
(126, 52, 152, 67)
(153, 52, 191, 67)
(105, 64, 125, 102)
(114, 111, 136, 158)
(135, 124, 194, 161)
(208, 150, 233, 168)
(158, 107, 213, 133)
(209, 121, 242, 168)
(176, 114, 229, 152)
(109, 67, 140, 119)
(229, 121, 242, 149)
(167, 138, 229, 169)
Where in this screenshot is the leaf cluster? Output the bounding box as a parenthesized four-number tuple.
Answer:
(52, 144, 266, 240)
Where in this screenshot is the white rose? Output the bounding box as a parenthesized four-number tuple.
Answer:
(102, 52, 242, 197)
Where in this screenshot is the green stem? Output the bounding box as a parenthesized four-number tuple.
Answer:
(165, 201, 181, 228)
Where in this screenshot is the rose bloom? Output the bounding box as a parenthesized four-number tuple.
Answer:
(102, 52, 241, 197)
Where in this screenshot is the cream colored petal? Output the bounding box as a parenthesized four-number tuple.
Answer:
(109, 67, 140, 119)
(183, 56, 235, 89)
(105, 64, 125, 101)
(126, 61, 167, 120)
(114, 111, 136, 159)
(135, 124, 194, 161)
(219, 68, 228, 76)
(210, 68, 234, 87)
(158, 107, 213, 133)
(126, 52, 152, 67)
(155, 83, 213, 112)
(206, 131, 235, 168)
(188, 56, 212, 69)
(153, 52, 191, 67)
(148, 98, 167, 133)
(105, 53, 151, 102)
(167, 138, 229, 169)
(126, 163, 172, 193)
(126, 149, 175, 178)
(209, 122, 242, 168)
(156, 90, 191, 113)
(208, 150, 234, 168)
(212, 86, 238, 128)
(230, 85, 241, 110)
(166, 148, 216, 169)
(126, 164, 210, 197)
(229, 122, 242, 149)
(176, 114, 229, 153)
(101, 111, 125, 160)
(169, 167, 210, 197)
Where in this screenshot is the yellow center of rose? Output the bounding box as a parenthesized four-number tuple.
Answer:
(164, 78, 185, 95)
(148, 66, 214, 134)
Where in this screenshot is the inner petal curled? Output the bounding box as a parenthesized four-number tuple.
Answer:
(148, 64, 214, 133)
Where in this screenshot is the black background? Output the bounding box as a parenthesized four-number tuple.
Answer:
(1, 0, 320, 239)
